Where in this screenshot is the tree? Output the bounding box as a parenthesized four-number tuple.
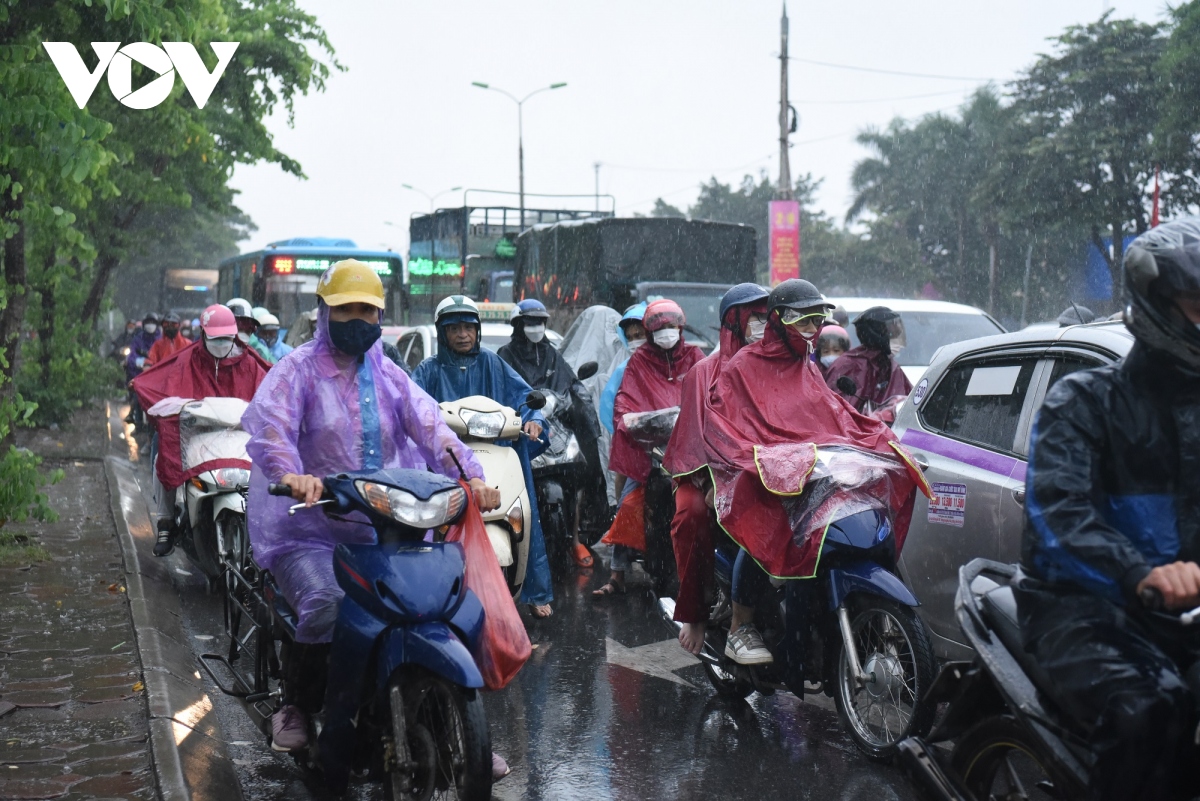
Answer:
(1156, 0, 1200, 214)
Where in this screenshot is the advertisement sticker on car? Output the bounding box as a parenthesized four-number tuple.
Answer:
(928, 482, 967, 527)
(912, 378, 929, 406)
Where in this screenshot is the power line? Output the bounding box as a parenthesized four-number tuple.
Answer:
(791, 56, 994, 82)
(794, 89, 970, 105)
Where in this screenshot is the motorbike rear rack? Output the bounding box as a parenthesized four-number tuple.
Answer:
(198, 651, 277, 705)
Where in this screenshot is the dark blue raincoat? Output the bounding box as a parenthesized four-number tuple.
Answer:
(412, 327, 554, 607)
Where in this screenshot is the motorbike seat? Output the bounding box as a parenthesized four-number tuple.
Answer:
(980, 585, 1059, 700)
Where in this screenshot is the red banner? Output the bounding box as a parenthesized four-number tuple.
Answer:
(768, 200, 801, 285)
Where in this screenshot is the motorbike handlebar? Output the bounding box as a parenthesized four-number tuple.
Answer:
(268, 483, 293, 497)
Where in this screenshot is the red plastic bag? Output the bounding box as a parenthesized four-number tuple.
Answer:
(600, 485, 646, 551)
(445, 483, 531, 691)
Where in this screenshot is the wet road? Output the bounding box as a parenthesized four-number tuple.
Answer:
(116, 415, 918, 801)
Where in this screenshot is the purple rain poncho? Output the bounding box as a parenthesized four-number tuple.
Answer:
(242, 305, 485, 576)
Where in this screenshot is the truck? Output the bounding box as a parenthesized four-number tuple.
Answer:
(405, 195, 614, 324)
(513, 216, 758, 348)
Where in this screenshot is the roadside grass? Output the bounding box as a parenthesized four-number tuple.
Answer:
(0, 530, 51, 566)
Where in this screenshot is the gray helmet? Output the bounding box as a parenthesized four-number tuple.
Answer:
(1124, 217, 1200, 370)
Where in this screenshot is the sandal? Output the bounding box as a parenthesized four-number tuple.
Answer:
(572, 542, 594, 569)
(592, 581, 626, 599)
(529, 604, 553, 618)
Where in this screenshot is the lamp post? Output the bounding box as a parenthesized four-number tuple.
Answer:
(471, 81, 567, 230)
(401, 184, 463, 213)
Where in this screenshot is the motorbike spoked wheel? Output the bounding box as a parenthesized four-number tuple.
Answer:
(833, 597, 936, 761)
(384, 673, 491, 801)
(219, 514, 250, 640)
(951, 715, 1061, 801)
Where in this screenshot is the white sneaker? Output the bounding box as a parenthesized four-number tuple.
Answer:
(724, 624, 774, 665)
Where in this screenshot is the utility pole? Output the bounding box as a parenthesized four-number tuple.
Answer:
(777, 2, 793, 200)
(594, 162, 601, 212)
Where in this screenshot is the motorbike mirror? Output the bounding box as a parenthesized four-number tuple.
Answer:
(577, 361, 599, 381)
(525, 390, 547, 411)
(836, 376, 859, 397)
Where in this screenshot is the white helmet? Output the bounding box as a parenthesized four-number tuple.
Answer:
(251, 306, 272, 324)
(226, 298, 254, 320)
(258, 313, 281, 328)
(434, 295, 481, 326)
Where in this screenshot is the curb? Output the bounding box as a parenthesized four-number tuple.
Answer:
(105, 456, 245, 801)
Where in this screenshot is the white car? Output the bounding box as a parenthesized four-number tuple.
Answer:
(825, 297, 1006, 384)
(387, 323, 563, 373)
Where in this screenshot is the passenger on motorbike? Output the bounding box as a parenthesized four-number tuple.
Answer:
(499, 299, 604, 569)
(410, 295, 556, 619)
(825, 306, 911, 412)
(145, 312, 191, 367)
(662, 283, 769, 655)
(1016, 218, 1200, 801)
(817, 324, 850, 378)
(595, 299, 703, 599)
(241, 262, 499, 755)
(131, 305, 270, 556)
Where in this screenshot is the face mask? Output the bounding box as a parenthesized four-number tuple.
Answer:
(143, 323, 157, 334)
(820, 354, 839, 368)
(237, 331, 252, 344)
(746, 320, 767, 343)
(628, 338, 646, 351)
(260, 332, 277, 346)
(890, 338, 905, 357)
(652, 329, 681, 349)
(329, 318, 381, 357)
(180, 329, 192, 339)
(205, 336, 235, 359)
(524, 324, 546, 343)
(164, 326, 179, 339)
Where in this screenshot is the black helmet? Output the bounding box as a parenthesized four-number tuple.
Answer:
(767, 279, 831, 315)
(142, 312, 161, 325)
(719, 283, 770, 324)
(1124, 217, 1200, 370)
(163, 311, 181, 324)
(854, 306, 902, 354)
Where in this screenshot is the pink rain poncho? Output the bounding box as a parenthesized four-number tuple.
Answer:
(242, 305, 485, 641)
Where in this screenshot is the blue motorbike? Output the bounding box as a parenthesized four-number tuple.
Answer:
(201, 468, 492, 800)
(659, 446, 937, 760)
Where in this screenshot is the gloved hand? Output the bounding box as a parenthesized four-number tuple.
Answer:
(135, 357, 146, 368)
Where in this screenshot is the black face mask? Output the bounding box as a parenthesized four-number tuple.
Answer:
(328, 318, 381, 358)
(164, 326, 179, 339)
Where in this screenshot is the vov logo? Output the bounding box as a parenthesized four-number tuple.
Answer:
(42, 42, 239, 110)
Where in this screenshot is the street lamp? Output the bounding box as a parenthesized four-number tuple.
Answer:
(471, 81, 567, 230)
(401, 184, 463, 212)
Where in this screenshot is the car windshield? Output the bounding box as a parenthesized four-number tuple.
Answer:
(846, 312, 1003, 366)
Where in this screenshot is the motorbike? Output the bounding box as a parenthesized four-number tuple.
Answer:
(622, 407, 684, 596)
(899, 559, 1200, 801)
(438, 391, 545, 599)
(152, 397, 252, 592)
(658, 445, 937, 760)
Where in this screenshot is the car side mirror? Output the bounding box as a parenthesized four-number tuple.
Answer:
(836, 376, 858, 397)
(577, 361, 599, 381)
(525, 390, 547, 411)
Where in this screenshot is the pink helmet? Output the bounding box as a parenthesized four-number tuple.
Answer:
(200, 304, 237, 338)
(643, 299, 686, 333)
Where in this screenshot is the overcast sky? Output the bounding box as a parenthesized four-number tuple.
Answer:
(229, 0, 1170, 256)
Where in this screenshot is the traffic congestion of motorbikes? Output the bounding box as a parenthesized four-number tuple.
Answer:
(112, 218, 1200, 801)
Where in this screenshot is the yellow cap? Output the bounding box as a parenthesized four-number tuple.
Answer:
(316, 259, 385, 309)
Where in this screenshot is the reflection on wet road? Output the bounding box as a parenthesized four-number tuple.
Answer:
(123, 449, 915, 800)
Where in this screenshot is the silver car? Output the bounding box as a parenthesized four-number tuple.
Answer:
(893, 321, 1134, 660)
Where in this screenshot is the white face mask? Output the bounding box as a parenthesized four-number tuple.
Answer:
(143, 323, 157, 334)
(652, 328, 681, 349)
(524, 324, 546, 343)
(820, 354, 839, 368)
(205, 336, 236, 360)
(236, 331, 251, 344)
(746, 320, 767, 343)
(890, 338, 905, 356)
(627, 337, 646, 351)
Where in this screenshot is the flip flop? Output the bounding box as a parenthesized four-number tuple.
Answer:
(572, 542, 594, 569)
(591, 581, 626, 599)
(529, 604, 554, 618)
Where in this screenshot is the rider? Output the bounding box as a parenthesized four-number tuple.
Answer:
(124, 312, 161, 424)
(410, 295, 555, 619)
(131, 305, 270, 556)
(702, 280, 928, 665)
(595, 299, 703, 599)
(1016, 218, 1200, 801)
(241, 262, 498, 755)
(825, 306, 911, 412)
(226, 298, 274, 362)
(255, 312, 293, 364)
(145, 312, 191, 367)
(662, 283, 769, 655)
(498, 299, 604, 569)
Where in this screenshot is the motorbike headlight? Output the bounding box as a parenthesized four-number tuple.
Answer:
(505, 496, 523, 534)
(212, 468, 251, 488)
(458, 408, 506, 438)
(541, 393, 559, 417)
(355, 481, 467, 529)
(121, 346, 131, 357)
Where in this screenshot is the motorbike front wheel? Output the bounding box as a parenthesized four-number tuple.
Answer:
(833, 597, 936, 761)
(950, 715, 1060, 801)
(385, 672, 491, 801)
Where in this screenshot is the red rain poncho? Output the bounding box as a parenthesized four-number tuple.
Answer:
(824, 346, 912, 412)
(608, 339, 703, 483)
(131, 340, 269, 490)
(702, 325, 931, 578)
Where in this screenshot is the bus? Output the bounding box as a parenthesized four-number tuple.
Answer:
(217, 238, 404, 329)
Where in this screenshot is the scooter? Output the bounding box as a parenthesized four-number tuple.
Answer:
(899, 559, 1200, 801)
(622, 407, 683, 596)
(438, 392, 545, 599)
(659, 445, 937, 761)
(201, 470, 493, 799)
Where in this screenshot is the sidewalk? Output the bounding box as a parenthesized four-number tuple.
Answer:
(0, 410, 155, 800)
